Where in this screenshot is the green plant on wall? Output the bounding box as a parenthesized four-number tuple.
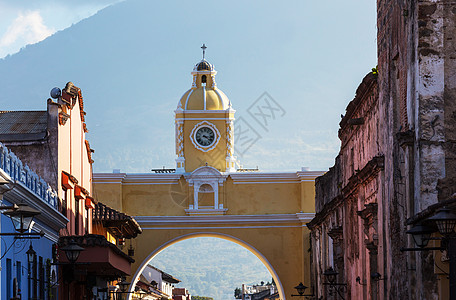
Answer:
(372, 66, 378, 76)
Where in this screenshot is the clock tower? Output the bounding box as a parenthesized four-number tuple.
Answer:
(175, 48, 236, 173)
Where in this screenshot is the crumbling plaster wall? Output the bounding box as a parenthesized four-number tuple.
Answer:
(2, 102, 60, 190)
(312, 0, 456, 298)
(311, 74, 380, 299)
(376, 0, 456, 298)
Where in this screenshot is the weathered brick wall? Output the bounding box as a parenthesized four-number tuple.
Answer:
(339, 73, 380, 187)
(312, 0, 456, 298)
(311, 74, 380, 299)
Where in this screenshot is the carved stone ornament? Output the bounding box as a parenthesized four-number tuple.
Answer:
(59, 112, 70, 125)
(226, 120, 234, 157)
(176, 120, 184, 157)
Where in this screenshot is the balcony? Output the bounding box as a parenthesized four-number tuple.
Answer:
(58, 234, 135, 276)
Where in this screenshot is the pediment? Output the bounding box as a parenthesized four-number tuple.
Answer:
(191, 166, 222, 177)
(185, 166, 227, 185)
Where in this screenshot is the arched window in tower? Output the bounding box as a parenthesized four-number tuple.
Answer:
(201, 75, 207, 86)
(198, 184, 215, 209)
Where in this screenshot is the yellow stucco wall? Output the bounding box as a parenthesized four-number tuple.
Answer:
(93, 173, 317, 216)
(93, 170, 322, 300)
(130, 228, 310, 300)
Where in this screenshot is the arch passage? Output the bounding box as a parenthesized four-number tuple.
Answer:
(127, 232, 286, 300)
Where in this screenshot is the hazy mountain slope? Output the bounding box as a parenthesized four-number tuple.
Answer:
(0, 0, 376, 173)
(150, 237, 271, 300)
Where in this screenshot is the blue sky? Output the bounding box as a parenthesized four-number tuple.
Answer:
(0, 0, 120, 58)
(0, 0, 377, 173)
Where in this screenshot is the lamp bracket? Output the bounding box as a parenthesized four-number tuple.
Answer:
(356, 276, 367, 286)
(400, 247, 444, 252)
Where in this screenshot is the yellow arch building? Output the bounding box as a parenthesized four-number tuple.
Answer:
(93, 56, 323, 299)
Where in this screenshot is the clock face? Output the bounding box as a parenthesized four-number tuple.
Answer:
(195, 127, 215, 146)
(190, 121, 220, 152)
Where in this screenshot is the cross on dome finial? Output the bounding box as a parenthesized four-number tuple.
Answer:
(201, 44, 207, 60)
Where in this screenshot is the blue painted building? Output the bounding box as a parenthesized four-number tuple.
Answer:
(0, 142, 67, 299)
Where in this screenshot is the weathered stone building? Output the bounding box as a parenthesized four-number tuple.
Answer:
(309, 0, 456, 299)
(308, 73, 381, 299)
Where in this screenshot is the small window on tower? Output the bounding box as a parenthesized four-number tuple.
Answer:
(202, 75, 207, 86)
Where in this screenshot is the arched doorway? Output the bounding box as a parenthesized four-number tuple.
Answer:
(127, 232, 285, 300)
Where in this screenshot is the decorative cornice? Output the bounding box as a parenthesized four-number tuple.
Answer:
(307, 195, 344, 229)
(357, 203, 378, 221)
(309, 156, 384, 228)
(339, 72, 377, 133)
(230, 171, 324, 184)
(4, 181, 68, 232)
(296, 171, 327, 182)
(342, 155, 384, 197)
(135, 213, 315, 229)
(93, 171, 324, 186)
(92, 173, 181, 185)
(59, 111, 70, 125)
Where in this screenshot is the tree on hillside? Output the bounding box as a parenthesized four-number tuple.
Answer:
(234, 287, 242, 299)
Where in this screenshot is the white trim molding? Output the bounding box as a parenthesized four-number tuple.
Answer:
(93, 173, 181, 185)
(135, 213, 315, 229)
(229, 171, 325, 184)
(184, 208, 228, 216)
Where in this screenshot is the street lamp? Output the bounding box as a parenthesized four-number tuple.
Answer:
(118, 277, 130, 293)
(295, 283, 307, 295)
(60, 239, 84, 264)
(323, 267, 347, 300)
(291, 282, 314, 298)
(117, 277, 131, 300)
(405, 207, 456, 299)
(3, 203, 40, 233)
(425, 207, 456, 300)
(26, 244, 36, 264)
(26, 243, 36, 300)
(323, 267, 338, 285)
(427, 207, 456, 236)
(406, 224, 436, 248)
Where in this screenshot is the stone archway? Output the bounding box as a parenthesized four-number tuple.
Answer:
(127, 232, 285, 300)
